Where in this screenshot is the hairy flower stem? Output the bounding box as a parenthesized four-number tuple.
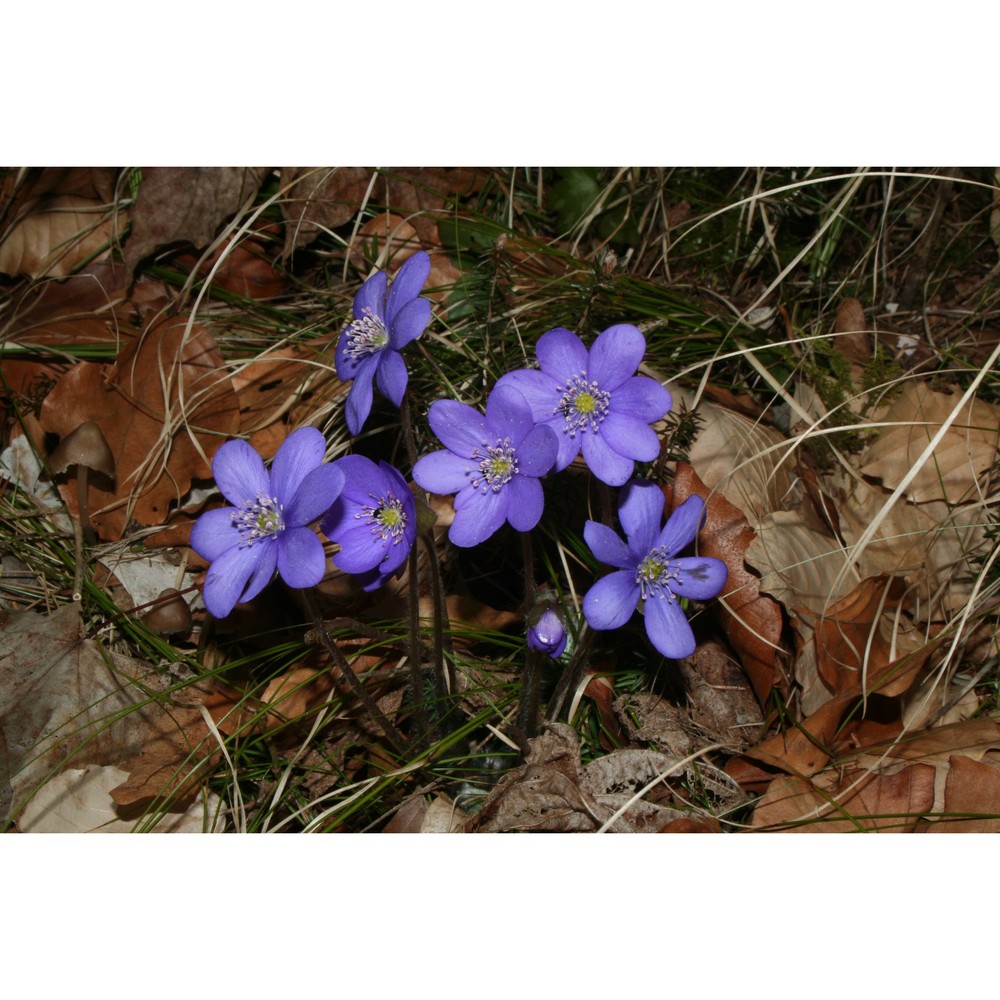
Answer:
(399, 390, 419, 469)
(597, 479, 614, 528)
(546, 623, 594, 721)
(515, 530, 542, 738)
(421, 531, 454, 699)
(402, 392, 453, 704)
(301, 589, 408, 756)
(406, 543, 430, 747)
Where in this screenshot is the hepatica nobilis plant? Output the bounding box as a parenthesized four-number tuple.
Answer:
(191, 250, 728, 745)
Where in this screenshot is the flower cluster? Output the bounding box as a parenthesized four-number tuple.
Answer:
(191, 251, 723, 667)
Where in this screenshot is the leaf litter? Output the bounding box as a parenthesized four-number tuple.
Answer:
(3, 166, 1000, 833)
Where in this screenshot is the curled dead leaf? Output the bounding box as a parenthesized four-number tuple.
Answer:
(672, 462, 787, 707)
(37, 315, 241, 540)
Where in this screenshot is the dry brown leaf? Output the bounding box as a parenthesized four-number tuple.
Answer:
(615, 692, 697, 756)
(672, 462, 787, 707)
(804, 576, 930, 701)
(838, 475, 989, 620)
(0, 602, 169, 824)
(750, 762, 936, 832)
(351, 213, 463, 299)
(860, 381, 1000, 504)
(732, 694, 855, 786)
(280, 167, 484, 257)
(864, 717, 1000, 766)
(109, 684, 247, 809)
(173, 232, 290, 300)
(583, 671, 626, 750)
(229, 343, 341, 437)
(18, 764, 225, 833)
(677, 641, 765, 749)
(832, 297, 871, 364)
(922, 754, 1000, 833)
(36, 315, 240, 540)
(745, 509, 860, 613)
(676, 388, 797, 519)
(124, 167, 267, 276)
(381, 793, 468, 833)
(280, 167, 376, 255)
(259, 667, 334, 733)
(0, 194, 124, 278)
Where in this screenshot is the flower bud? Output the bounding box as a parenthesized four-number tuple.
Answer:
(526, 607, 567, 658)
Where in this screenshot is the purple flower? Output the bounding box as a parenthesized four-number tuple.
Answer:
(582, 481, 727, 659)
(412, 384, 558, 547)
(496, 324, 672, 487)
(527, 607, 568, 658)
(190, 427, 345, 619)
(336, 250, 432, 436)
(321, 455, 416, 592)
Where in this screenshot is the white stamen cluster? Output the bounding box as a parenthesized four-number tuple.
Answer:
(635, 547, 683, 602)
(469, 437, 518, 493)
(232, 491, 284, 546)
(553, 373, 611, 436)
(356, 493, 407, 544)
(343, 307, 390, 361)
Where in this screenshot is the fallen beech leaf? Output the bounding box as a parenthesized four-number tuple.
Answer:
(109, 684, 247, 810)
(672, 462, 787, 707)
(745, 509, 860, 613)
(229, 343, 340, 436)
(923, 754, 1000, 833)
(260, 667, 334, 734)
(420, 794, 468, 833)
(351, 213, 463, 300)
(382, 792, 469, 833)
(615, 692, 697, 756)
(736, 694, 854, 782)
(677, 641, 765, 749)
(280, 167, 376, 255)
(676, 388, 797, 519)
(466, 724, 603, 832)
(18, 764, 225, 833)
(0, 194, 124, 278)
(0, 602, 167, 824)
(37, 315, 241, 540)
(173, 231, 290, 300)
(838, 476, 989, 620)
(659, 816, 722, 832)
(832, 297, 870, 364)
(861, 381, 1000, 504)
(864, 717, 1000, 766)
(750, 762, 936, 832)
(583, 670, 625, 750)
(124, 167, 267, 276)
(803, 576, 930, 700)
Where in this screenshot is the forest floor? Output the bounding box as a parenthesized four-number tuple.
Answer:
(3, 166, 1000, 833)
